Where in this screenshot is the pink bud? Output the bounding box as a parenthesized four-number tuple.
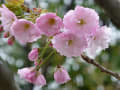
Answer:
(34, 61, 38, 66)
(49, 43, 53, 47)
(18, 67, 46, 86)
(0, 25, 3, 32)
(25, 71, 36, 83)
(28, 48, 39, 61)
(34, 60, 42, 66)
(3, 32, 9, 38)
(54, 67, 71, 84)
(18, 67, 36, 83)
(34, 74, 46, 86)
(8, 37, 14, 46)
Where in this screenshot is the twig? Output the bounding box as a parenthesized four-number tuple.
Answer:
(81, 54, 120, 80)
(36, 50, 55, 71)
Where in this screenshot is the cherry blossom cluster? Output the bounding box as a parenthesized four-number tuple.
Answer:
(0, 4, 111, 86)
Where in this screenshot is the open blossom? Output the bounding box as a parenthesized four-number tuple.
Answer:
(18, 67, 46, 86)
(86, 26, 111, 58)
(0, 4, 17, 34)
(28, 48, 39, 61)
(52, 30, 88, 57)
(63, 6, 99, 36)
(11, 19, 41, 45)
(54, 67, 70, 84)
(36, 13, 63, 36)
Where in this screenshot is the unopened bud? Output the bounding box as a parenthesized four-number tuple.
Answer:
(0, 25, 3, 32)
(3, 32, 9, 38)
(8, 36, 14, 46)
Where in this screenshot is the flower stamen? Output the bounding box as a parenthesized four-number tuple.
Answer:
(24, 24, 30, 30)
(77, 19, 86, 25)
(48, 18, 55, 25)
(68, 40, 73, 46)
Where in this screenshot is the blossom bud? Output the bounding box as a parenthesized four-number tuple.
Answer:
(34, 60, 42, 66)
(18, 67, 46, 86)
(7, 36, 14, 46)
(54, 66, 71, 84)
(34, 74, 46, 86)
(28, 48, 39, 61)
(3, 32, 9, 38)
(0, 25, 3, 32)
(18, 67, 36, 83)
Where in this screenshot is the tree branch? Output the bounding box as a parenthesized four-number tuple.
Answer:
(81, 54, 120, 80)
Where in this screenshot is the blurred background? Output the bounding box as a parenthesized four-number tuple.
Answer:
(0, 0, 120, 90)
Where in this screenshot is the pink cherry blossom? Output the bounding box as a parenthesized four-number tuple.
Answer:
(52, 30, 88, 57)
(11, 19, 41, 45)
(36, 13, 63, 36)
(54, 67, 71, 84)
(18, 67, 46, 86)
(63, 6, 99, 36)
(86, 26, 111, 58)
(18, 67, 36, 83)
(0, 4, 17, 34)
(28, 48, 39, 61)
(34, 74, 46, 86)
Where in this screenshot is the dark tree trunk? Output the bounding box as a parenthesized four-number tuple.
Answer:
(95, 0, 120, 28)
(0, 61, 19, 90)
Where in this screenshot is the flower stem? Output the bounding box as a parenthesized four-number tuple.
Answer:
(36, 50, 55, 71)
(36, 41, 51, 71)
(40, 41, 51, 59)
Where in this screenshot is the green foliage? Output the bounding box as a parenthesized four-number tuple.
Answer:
(5, 4, 24, 16)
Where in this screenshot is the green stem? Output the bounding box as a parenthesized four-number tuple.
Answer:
(36, 50, 55, 70)
(35, 0, 39, 8)
(40, 41, 51, 59)
(35, 41, 51, 71)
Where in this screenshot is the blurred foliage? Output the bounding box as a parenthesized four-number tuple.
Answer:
(5, 0, 24, 6)
(0, 0, 120, 90)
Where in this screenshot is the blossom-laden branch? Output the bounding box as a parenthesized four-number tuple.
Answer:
(0, 3, 115, 86)
(81, 54, 120, 80)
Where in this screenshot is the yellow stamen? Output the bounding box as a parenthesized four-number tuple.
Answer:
(48, 18, 55, 25)
(68, 40, 73, 46)
(77, 19, 86, 25)
(24, 24, 30, 30)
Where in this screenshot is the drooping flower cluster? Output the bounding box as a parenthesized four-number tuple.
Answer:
(0, 4, 111, 86)
(52, 6, 111, 57)
(18, 67, 46, 86)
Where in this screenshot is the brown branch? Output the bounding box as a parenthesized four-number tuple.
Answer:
(81, 54, 120, 80)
